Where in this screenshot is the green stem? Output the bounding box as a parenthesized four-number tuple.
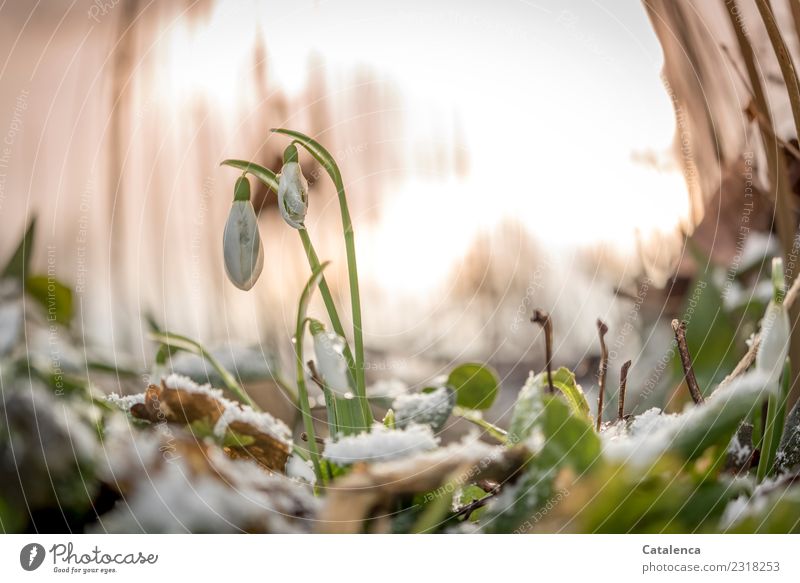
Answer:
(324, 387, 340, 437)
(271, 129, 373, 426)
(295, 326, 322, 483)
(150, 331, 257, 410)
(298, 230, 360, 391)
(453, 407, 508, 444)
(293, 267, 331, 484)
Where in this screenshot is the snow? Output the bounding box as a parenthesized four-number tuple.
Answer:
(323, 423, 439, 464)
(719, 478, 779, 530)
(727, 432, 752, 466)
(95, 418, 318, 533)
(720, 495, 755, 529)
(285, 454, 316, 485)
(106, 392, 146, 411)
(370, 430, 500, 474)
(602, 371, 774, 466)
(161, 373, 224, 400)
(392, 386, 453, 428)
(212, 401, 292, 447)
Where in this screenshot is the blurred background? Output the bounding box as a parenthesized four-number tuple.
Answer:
(1, 0, 798, 424)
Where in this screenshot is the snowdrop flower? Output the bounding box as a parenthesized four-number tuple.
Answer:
(277, 144, 308, 229)
(756, 258, 790, 387)
(223, 176, 264, 290)
(310, 319, 351, 396)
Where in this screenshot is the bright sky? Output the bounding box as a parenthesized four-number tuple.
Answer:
(162, 0, 690, 292)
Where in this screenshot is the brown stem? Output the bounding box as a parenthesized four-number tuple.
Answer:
(723, 1, 797, 259)
(792, 0, 800, 52)
(722, 43, 800, 162)
(754, 0, 800, 143)
(307, 360, 326, 391)
(618, 360, 632, 421)
(596, 319, 609, 431)
(531, 309, 554, 394)
(671, 319, 705, 404)
(300, 432, 325, 446)
(454, 491, 500, 520)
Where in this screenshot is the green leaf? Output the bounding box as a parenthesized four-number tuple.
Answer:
(332, 394, 364, 436)
(2, 217, 36, 280)
(757, 358, 791, 481)
(537, 396, 601, 472)
(393, 386, 455, 431)
(221, 430, 257, 448)
(548, 367, 590, 419)
(447, 362, 499, 410)
(509, 369, 591, 444)
(459, 485, 489, 523)
(484, 395, 600, 532)
(671, 372, 771, 461)
(220, 159, 279, 192)
(509, 373, 546, 443)
(25, 275, 74, 325)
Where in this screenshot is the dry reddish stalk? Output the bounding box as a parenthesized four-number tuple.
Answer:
(596, 319, 609, 431)
(671, 319, 705, 405)
(618, 359, 632, 421)
(531, 309, 554, 394)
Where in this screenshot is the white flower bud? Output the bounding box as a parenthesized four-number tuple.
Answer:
(277, 145, 308, 229)
(310, 319, 351, 396)
(756, 258, 790, 388)
(223, 177, 264, 291)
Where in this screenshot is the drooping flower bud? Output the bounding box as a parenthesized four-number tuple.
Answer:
(757, 258, 790, 388)
(223, 176, 264, 290)
(277, 144, 308, 229)
(309, 318, 351, 396)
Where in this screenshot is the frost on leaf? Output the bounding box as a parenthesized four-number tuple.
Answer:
(107, 374, 291, 472)
(777, 400, 800, 472)
(392, 386, 455, 431)
(602, 371, 773, 467)
(318, 433, 526, 533)
(214, 402, 292, 471)
(720, 473, 800, 532)
(94, 417, 317, 533)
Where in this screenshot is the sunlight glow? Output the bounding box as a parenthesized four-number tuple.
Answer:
(157, 0, 691, 292)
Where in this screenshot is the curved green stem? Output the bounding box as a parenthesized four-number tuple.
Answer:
(270, 129, 372, 425)
(150, 331, 257, 409)
(298, 230, 356, 369)
(453, 407, 508, 444)
(294, 263, 331, 484)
